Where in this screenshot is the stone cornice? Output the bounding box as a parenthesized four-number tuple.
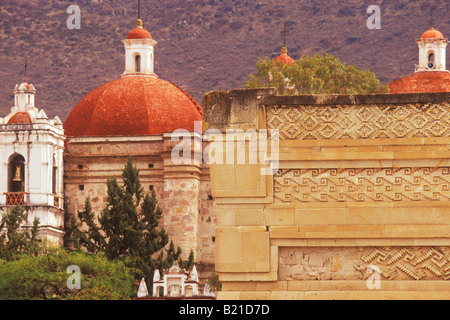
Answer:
(261, 92, 450, 106)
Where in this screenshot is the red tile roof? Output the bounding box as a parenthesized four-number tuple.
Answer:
(127, 27, 152, 40)
(388, 71, 450, 93)
(63, 76, 203, 137)
(7, 112, 32, 124)
(273, 47, 295, 65)
(420, 27, 444, 39)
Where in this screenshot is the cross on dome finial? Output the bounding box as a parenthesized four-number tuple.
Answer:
(281, 25, 289, 48)
(22, 56, 28, 83)
(138, 0, 141, 19)
(430, 6, 434, 28)
(136, 0, 144, 27)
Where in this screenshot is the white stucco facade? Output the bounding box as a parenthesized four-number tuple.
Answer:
(416, 36, 448, 72)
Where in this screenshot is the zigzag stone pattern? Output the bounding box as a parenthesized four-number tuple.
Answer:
(278, 247, 450, 281)
(355, 247, 450, 281)
(274, 168, 450, 203)
(266, 103, 450, 140)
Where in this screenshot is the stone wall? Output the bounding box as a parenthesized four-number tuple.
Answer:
(204, 89, 450, 300)
(64, 135, 215, 268)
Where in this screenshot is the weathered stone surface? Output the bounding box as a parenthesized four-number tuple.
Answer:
(207, 88, 450, 300)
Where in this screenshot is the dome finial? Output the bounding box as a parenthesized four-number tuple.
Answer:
(136, 0, 143, 28)
(22, 56, 28, 83)
(281, 25, 289, 48)
(430, 6, 434, 29)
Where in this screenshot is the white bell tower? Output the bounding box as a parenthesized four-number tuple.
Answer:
(0, 82, 66, 245)
(416, 27, 449, 73)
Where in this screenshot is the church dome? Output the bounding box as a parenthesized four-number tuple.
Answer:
(64, 76, 203, 137)
(273, 47, 295, 65)
(388, 27, 449, 93)
(420, 27, 444, 39)
(388, 71, 450, 93)
(126, 19, 152, 39)
(7, 112, 32, 124)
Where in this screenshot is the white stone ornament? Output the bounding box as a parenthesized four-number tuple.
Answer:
(153, 269, 161, 282)
(203, 283, 214, 297)
(137, 278, 149, 298)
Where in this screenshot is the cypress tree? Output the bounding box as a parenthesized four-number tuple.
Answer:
(67, 156, 194, 292)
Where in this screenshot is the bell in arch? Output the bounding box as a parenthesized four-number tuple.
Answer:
(12, 165, 22, 182)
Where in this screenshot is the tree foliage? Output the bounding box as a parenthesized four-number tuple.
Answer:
(0, 247, 135, 300)
(0, 205, 40, 261)
(66, 156, 195, 293)
(246, 52, 389, 95)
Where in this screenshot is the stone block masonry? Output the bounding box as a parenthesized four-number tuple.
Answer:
(204, 89, 450, 300)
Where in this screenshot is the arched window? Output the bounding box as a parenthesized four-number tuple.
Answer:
(8, 154, 25, 193)
(428, 53, 435, 69)
(185, 285, 194, 297)
(52, 155, 58, 195)
(155, 286, 164, 297)
(135, 55, 141, 73)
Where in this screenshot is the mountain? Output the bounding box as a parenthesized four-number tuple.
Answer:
(0, 0, 448, 121)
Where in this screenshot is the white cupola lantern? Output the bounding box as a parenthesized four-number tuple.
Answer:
(416, 27, 449, 73)
(13, 82, 37, 113)
(122, 19, 157, 77)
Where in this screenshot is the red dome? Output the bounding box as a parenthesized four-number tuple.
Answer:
(64, 76, 203, 137)
(8, 112, 32, 124)
(20, 82, 30, 90)
(420, 27, 444, 39)
(273, 47, 295, 65)
(127, 27, 152, 39)
(273, 54, 295, 65)
(388, 71, 450, 93)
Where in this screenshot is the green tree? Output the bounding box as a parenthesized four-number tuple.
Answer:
(66, 197, 105, 254)
(0, 205, 40, 261)
(67, 156, 195, 293)
(0, 247, 135, 300)
(206, 272, 222, 295)
(246, 52, 389, 95)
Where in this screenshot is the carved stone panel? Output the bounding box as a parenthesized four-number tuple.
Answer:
(279, 247, 450, 281)
(266, 103, 450, 140)
(274, 167, 450, 203)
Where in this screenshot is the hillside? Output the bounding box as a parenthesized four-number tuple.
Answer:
(0, 0, 449, 121)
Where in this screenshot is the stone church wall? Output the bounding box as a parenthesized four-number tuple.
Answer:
(204, 89, 450, 299)
(64, 135, 215, 272)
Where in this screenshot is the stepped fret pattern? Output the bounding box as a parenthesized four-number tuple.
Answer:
(274, 167, 450, 202)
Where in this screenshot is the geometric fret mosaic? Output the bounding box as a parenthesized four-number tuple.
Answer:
(274, 168, 450, 202)
(279, 246, 450, 281)
(355, 246, 450, 280)
(266, 103, 450, 140)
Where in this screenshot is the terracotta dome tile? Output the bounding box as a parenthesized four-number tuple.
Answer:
(388, 72, 450, 93)
(7, 112, 32, 124)
(127, 27, 152, 40)
(420, 27, 445, 39)
(64, 76, 203, 137)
